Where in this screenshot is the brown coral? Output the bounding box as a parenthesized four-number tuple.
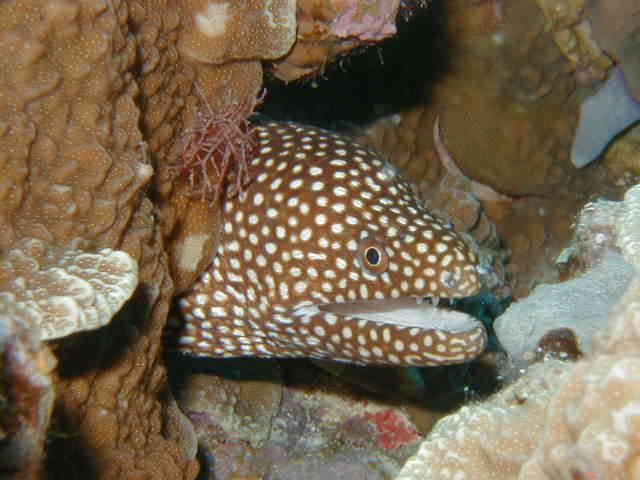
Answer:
(0, 308, 56, 479)
(357, 0, 628, 296)
(270, 0, 413, 82)
(0, 0, 299, 477)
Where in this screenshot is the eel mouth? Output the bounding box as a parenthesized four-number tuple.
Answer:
(318, 296, 482, 334)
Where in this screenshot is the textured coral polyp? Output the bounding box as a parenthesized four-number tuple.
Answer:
(364, 409, 420, 449)
(176, 85, 262, 201)
(331, 0, 401, 41)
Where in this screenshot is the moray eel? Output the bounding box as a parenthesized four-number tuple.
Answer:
(173, 121, 486, 366)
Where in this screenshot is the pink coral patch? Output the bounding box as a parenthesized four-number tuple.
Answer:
(363, 409, 420, 449)
(331, 0, 400, 41)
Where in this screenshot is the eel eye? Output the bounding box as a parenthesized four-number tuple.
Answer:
(366, 247, 381, 265)
(359, 239, 389, 274)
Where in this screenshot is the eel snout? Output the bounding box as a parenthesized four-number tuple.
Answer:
(317, 297, 487, 365)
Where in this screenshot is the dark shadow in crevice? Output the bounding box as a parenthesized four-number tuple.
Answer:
(54, 284, 157, 379)
(259, 1, 455, 130)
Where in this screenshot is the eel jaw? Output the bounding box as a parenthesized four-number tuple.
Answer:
(312, 297, 488, 365)
(318, 297, 481, 332)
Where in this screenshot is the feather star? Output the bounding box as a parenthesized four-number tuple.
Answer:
(170, 121, 487, 366)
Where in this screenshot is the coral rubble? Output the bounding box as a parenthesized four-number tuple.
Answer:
(175, 359, 428, 479)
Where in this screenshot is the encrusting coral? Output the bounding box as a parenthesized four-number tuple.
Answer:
(0, 238, 138, 341)
(396, 182, 640, 479)
(0, 307, 57, 479)
(0, 0, 433, 476)
(495, 252, 633, 370)
(270, 0, 428, 81)
(495, 192, 638, 369)
(518, 183, 640, 479)
(396, 360, 572, 480)
(0, 0, 300, 477)
(358, 0, 634, 297)
(535, 0, 640, 169)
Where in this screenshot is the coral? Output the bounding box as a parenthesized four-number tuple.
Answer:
(364, 409, 420, 450)
(331, 0, 401, 41)
(494, 252, 633, 369)
(585, 0, 640, 101)
(534, 0, 611, 87)
(0, 239, 138, 341)
(496, 184, 640, 371)
(518, 185, 640, 478)
(534, 0, 640, 163)
(175, 359, 426, 479)
(571, 66, 640, 167)
(616, 183, 640, 269)
(165, 188, 224, 294)
(0, 0, 298, 477)
(270, 0, 418, 81)
(433, 115, 513, 204)
(396, 182, 640, 479)
(357, 0, 629, 297)
(396, 360, 572, 480)
(0, 0, 192, 472)
(177, 0, 295, 65)
(519, 290, 640, 476)
(0, 308, 56, 478)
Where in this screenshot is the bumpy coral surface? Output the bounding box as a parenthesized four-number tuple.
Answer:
(0, 0, 297, 477)
(519, 187, 640, 479)
(396, 182, 640, 479)
(175, 359, 428, 479)
(586, 0, 640, 100)
(396, 360, 572, 480)
(358, 0, 632, 297)
(0, 308, 56, 478)
(0, 239, 138, 340)
(536, 0, 640, 101)
(495, 187, 640, 369)
(270, 0, 420, 81)
(0, 0, 192, 476)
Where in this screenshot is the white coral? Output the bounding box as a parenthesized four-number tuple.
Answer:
(396, 361, 571, 480)
(617, 183, 640, 269)
(0, 238, 138, 340)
